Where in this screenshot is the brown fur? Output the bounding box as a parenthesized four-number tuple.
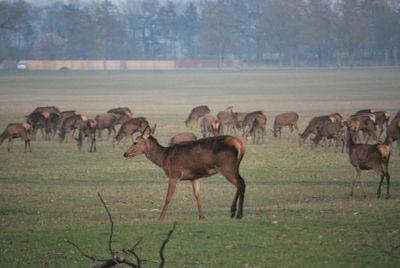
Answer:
(168, 132, 197, 146)
(76, 119, 97, 152)
(217, 106, 241, 134)
(112, 117, 150, 147)
(185, 105, 211, 128)
(124, 127, 246, 220)
(272, 112, 299, 137)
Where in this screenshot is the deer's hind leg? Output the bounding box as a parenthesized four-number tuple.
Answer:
(217, 164, 246, 219)
(191, 179, 205, 219)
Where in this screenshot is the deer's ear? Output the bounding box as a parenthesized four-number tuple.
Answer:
(151, 124, 157, 134)
(142, 126, 152, 139)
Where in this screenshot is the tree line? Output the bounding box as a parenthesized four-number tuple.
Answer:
(1, 0, 399, 67)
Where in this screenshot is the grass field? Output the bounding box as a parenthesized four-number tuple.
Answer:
(0, 68, 399, 267)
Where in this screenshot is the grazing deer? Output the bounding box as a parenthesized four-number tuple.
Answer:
(31, 106, 60, 115)
(46, 112, 61, 140)
(0, 123, 32, 153)
(355, 109, 391, 139)
(59, 114, 86, 143)
(25, 111, 50, 140)
(346, 114, 378, 143)
(345, 126, 391, 199)
(124, 126, 246, 220)
(241, 111, 267, 137)
(107, 107, 133, 125)
(298, 113, 343, 146)
(272, 112, 299, 137)
(168, 132, 197, 146)
(310, 121, 345, 152)
(112, 117, 150, 147)
(185, 105, 211, 128)
(200, 114, 217, 138)
(95, 113, 118, 140)
(246, 115, 267, 144)
(217, 106, 241, 134)
(76, 120, 97, 152)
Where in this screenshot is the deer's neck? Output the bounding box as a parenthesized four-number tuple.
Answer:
(145, 137, 167, 169)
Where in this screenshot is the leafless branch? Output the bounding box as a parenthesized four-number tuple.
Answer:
(97, 192, 115, 257)
(159, 221, 177, 268)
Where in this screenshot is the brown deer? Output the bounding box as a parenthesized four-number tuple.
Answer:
(241, 111, 267, 137)
(200, 114, 217, 138)
(46, 112, 61, 140)
(95, 113, 118, 140)
(298, 113, 343, 146)
(76, 120, 97, 152)
(346, 114, 378, 143)
(355, 109, 391, 138)
(168, 132, 197, 146)
(107, 107, 133, 124)
(0, 123, 32, 153)
(217, 106, 241, 134)
(272, 112, 299, 137)
(310, 121, 345, 152)
(185, 105, 211, 128)
(384, 117, 400, 154)
(123, 126, 246, 220)
(245, 115, 267, 144)
(211, 119, 223, 136)
(112, 117, 150, 147)
(59, 114, 86, 143)
(25, 111, 50, 140)
(345, 126, 391, 199)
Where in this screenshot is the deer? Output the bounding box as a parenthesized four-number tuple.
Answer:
(345, 125, 391, 199)
(310, 121, 345, 152)
(0, 123, 32, 153)
(298, 113, 343, 146)
(59, 114, 87, 143)
(384, 117, 400, 154)
(355, 109, 391, 139)
(107, 107, 133, 125)
(123, 126, 246, 220)
(25, 111, 50, 140)
(76, 119, 97, 152)
(346, 114, 378, 143)
(271, 112, 299, 137)
(200, 114, 218, 138)
(168, 132, 197, 146)
(31, 106, 61, 114)
(217, 106, 241, 134)
(95, 113, 118, 140)
(112, 117, 151, 147)
(241, 111, 267, 137)
(245, 115, 267, 144)
(185, 105, 211, 128)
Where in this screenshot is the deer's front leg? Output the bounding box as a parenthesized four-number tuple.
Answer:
(159, 178, 179, 221)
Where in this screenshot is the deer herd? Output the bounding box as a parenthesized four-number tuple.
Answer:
(1, 105, 399, 220)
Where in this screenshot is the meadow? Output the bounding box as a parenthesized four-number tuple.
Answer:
(0, 68, 399, 267)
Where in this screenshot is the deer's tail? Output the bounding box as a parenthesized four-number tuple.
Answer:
(377, 144, 391, 161)
(225, 136, 245, 164)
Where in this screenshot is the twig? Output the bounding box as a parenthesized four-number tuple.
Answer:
(159, 221, 177, 268)
(97, 192, 115, 257)
(65, 239, 96, 261)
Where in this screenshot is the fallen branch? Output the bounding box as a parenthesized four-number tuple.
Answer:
(66, 192, 177, 268)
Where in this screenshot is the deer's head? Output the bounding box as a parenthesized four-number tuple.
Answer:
(123, 126, 153, 158)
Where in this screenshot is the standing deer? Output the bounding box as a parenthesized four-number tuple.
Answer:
(346, 114, 378, 143)
(123, 126, 246, 220)
(0, 123, 32, 153)
(107, 107, 133, 125)
(112, 117, 150, 147)
(25, 111, 49, 140)
(272, 112, 299, 137)
(345, 126, 391, 199)
(310, 121, 345, 152)
(76, 119, 97, 152)
(355, 109, 391, 139)
(200, 114, 217, 138)
(185, 105, 211, 128)
(241, 111, 267, 137)
(384, 117, 400, 154)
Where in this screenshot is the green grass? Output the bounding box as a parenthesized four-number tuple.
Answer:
(0, 68, 399, 267)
